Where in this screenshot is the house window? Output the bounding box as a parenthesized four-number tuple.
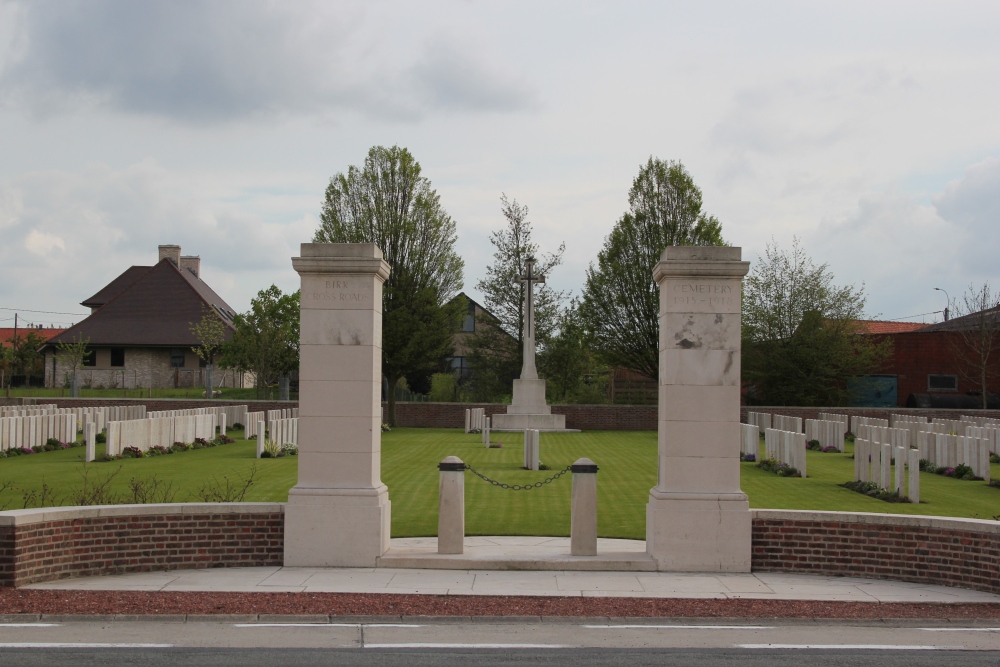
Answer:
(110, 348, 125, 367)
(462, 301, 476, 332)
(928, 374, 958, 391)
(82, 347, 96, 367)
(170, 348, 185, 368)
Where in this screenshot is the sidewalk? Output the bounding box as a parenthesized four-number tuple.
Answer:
(23, 537, 1000, 604)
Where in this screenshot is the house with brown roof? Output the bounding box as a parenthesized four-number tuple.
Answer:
(41, 245, 242, 390)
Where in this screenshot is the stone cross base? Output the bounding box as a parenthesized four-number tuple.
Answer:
(492, 413, 566, 431)
(284, 487, 391, 567)
(506, 379, 552, 415)
(646, 491, 751, 572)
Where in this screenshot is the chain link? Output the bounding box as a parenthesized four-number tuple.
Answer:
(463, 464, 573, 490)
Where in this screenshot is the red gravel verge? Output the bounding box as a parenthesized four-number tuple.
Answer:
(2, 590, 1000, 619)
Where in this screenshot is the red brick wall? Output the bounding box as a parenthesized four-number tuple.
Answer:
(0, 508, 283, 587)
(875, 330, 1000, 406)
(751, 514, 1000, 594)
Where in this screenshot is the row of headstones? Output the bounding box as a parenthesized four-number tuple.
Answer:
(148, 405, 248, 431)
(103, 413, 220, 458)
(0, 413, 78, 451)
(915, 431, 992, 479)
(804, 419, 844, 452)
(0, 404, 58, 417)
(966, 426, 1000, 454)
(0, 404, 145, 436)
(254, 417, 298, 457)
(244, 410, 297, 439)
(464, 408, 486, 433)
(855, 439, 920, 502)
(268, 408, 298, 421)
(817, 412, 850, 435)
(763, 428, 807, 477)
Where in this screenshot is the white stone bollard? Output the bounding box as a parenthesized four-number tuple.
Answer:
(219, 412, 227, 435)
(465, 409, 471, 433)
(570, 458, 599, 556)
(483, 417, 491, 447)
(437, 456, 466, 554)
(523, 429, 539, 471)
(84, 422, 96, 462)
(256, 420, 265, 458)
(908, 448, 920, 503)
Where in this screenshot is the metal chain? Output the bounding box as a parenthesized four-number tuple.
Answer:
(463, 464, 573, 491)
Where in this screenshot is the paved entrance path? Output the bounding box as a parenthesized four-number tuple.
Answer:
(22, 537, 1000, 604)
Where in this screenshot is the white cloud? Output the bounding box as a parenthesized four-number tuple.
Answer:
(24, 229, 65, 255)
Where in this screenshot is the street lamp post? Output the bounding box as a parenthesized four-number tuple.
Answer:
(934, 287, 950, 322)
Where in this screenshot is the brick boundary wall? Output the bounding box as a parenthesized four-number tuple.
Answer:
(2, 505, 999, 594)
(751, 510, 1000, 595)
(0, 504, 284, 588)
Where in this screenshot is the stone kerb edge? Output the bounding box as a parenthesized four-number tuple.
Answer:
(751, 508, 1000, 535)
(0, 503, 286, 527)
(291, 257, 391, 281)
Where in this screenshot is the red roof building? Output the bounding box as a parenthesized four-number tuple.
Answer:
(41, 245, 242, 390)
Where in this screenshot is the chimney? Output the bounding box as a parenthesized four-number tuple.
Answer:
(179, 255, 201, 278)
(158, 244, 181, 266)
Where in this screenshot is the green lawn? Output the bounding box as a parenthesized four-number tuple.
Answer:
(2, 428, 999, 539)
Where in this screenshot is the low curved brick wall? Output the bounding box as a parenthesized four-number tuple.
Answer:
(751, 510, 1000, 595)
(0, 503, 283, 587)
(1, 505, 998, 595)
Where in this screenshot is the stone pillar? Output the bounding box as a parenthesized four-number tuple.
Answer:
(285, 243, 391, 567)
(571, 458, 598, 556)
(84, 422, 96, 462)
(438, 456, 466, 554)
(256, 421, 265, 458)
(647, 246, 750, 572)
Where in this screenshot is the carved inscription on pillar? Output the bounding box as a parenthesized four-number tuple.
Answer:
(302, 277, 377, 311)
(661, 280, 740, 313)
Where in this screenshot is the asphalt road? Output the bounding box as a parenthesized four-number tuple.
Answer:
(1, 619, 999, 665)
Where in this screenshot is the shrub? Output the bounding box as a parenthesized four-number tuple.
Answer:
(121, 446, 143, 459)
(60, 442, 72, 449)
(806, 440, 822, 451)
(489, 442, 503, 449)
(195, 437, 213, 448)
(0, 450, 6, 458)
(6, 448, 20, 457)
(191, 442, 203, 449)
(992, 453, 1000, 464)
(232, 422, 243, 430)
(147, 445, 170, 457)
(755, 457, 800, 477)
(381, 423, 392, 432)
(95, 432, 107, 444)
(31, 445, 44, 453)
(280, 443, 298, 456)
(261, 440, 282, 458)
(214, 434, 235, 445)
(920, 460, 982, 480)
(841, 480, 910, 502)
(740, 452, 756, 462)
(845, 433, 856, 443)
(821, 445, 840, 453)
(170, 442, 189, 453)
(46, 437, 61, 447)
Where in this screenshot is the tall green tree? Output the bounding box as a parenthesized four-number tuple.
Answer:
(466, 194, 565, 401)
(742, 238, 890, 406)
(537, 299, 607, 403)
(220, 286, 299, 399)
(314, 145, 464, 424)
(580, 157, 725, 380)
(54, 334, 91, 397)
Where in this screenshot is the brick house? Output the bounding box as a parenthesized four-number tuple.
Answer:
(40, 245, 242, 390)
(857, 311, 1000, 408)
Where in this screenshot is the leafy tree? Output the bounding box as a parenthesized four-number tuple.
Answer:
(580, 157, 725, 380)
(0, 341, 12, 397)
(189, 306, 229, 399)
(742, 238, 890, 406)
(314, 145, 465, 424)
(538, 299, 607, 403)
(54, 334, 91, 397)
(14, 331, 45, 388)
(219, 286, 299, 399)
(948, 283, 1000, 409)
(465, 194, 566, 401)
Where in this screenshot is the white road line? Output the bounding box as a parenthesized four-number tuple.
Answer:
(0, 624, 61, 628)
(584, 625, 775, 630)
(234, 623, 422, 628)
(919, 627, 1000, 632)
(365, 643, 575, 649)
(0, 643, 174, 648)
(737, 644, 951, 650)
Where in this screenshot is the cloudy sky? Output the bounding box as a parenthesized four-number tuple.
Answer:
(1, 0, 998, 330)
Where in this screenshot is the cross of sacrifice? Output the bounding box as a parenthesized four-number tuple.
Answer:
(519, 256, 545, 380)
